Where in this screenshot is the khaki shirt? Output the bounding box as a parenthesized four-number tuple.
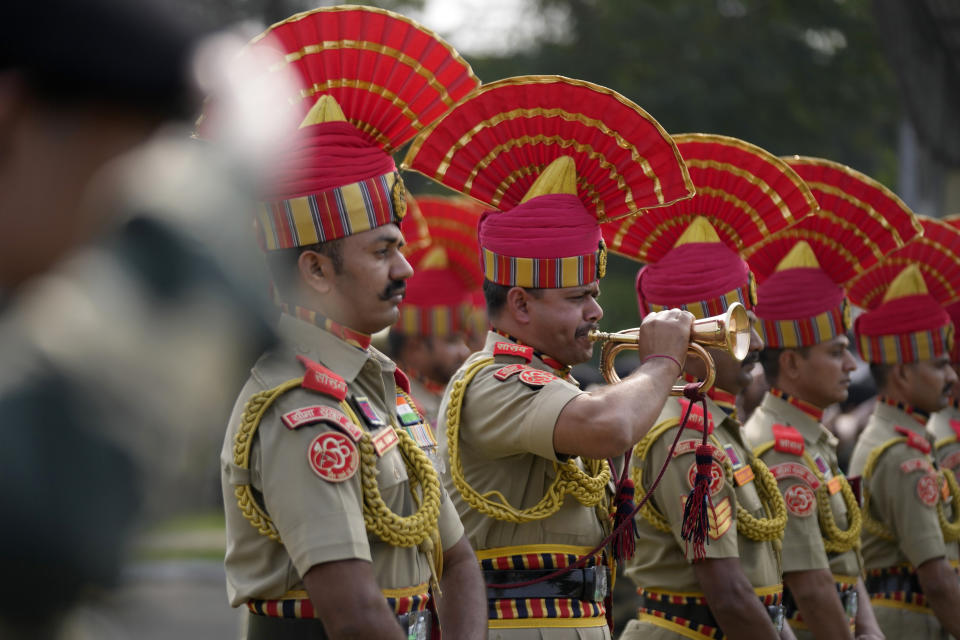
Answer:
(624, 396, 782, 593)
(848, 401, 957, 570)
(928, 401, 960, 481)
(437, 331, 604, 551)
(220, 314, 464, 606)
(744, 391, 862, 578)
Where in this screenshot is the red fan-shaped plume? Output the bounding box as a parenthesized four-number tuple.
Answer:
(403, 75, 694, 222)
(602, 134, 816, 263)
(848, 216, 960, 309)
(200, 5, 479, 151)
(402, 195, 485, 291)
(746, 157, 922, 286)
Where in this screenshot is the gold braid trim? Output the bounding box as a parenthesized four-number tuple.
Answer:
(753, 442, 861, 553)
(861, 438, 960, 542)
(232, 379, 441, 549)
(937, 462, 960, 542)
(630, 419, 787, 541)
(445, 357, 610, 523)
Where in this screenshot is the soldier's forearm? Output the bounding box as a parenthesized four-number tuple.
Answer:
(917, 556, 960, 637)
(436, 535, 487, 639)
(853, 578, 884, 639)
(694, 558, 779, 640)
(783, 569, 852, 639)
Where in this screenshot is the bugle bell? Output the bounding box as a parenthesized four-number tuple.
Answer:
(587, 302, 751, 393)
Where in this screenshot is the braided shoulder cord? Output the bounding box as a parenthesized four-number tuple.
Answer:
(753, 442, 860, 553)
(629, 421, 786, 541)
(937, 463, 960, 542)
(445, 357, 610, 523)
(934, 434, 958, 452)
(232, 379, 441, 549)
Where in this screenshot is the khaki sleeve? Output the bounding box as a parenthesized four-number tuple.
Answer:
(255, 391, 371, 578)
(459, 367, 583, 462)
(437, 489, 465, 551)
(873, 450, 946, 567)
(642, 429, 740, 562)
(761, 452, 830, 574)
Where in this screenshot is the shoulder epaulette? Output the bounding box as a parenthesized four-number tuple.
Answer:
(493, 341, 533, 362)
(394, 367, 411, 394)
(894, 425, 932, 454)
(297, 354, 347, 401)
(678, 398, 714, 434)
(771, 424, 804, 456)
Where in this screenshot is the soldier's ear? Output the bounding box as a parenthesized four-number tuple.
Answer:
(298, 249, 334, 294)
(506, 286, 531, 324)
(779, 349, 801, 381)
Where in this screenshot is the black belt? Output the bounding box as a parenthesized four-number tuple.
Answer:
(639, 593, 784, 635)
(865, 569, 923, 599)
(484, 565, 610, 602)
(783, 582, 858, 620)
(247, 609, 431, 640)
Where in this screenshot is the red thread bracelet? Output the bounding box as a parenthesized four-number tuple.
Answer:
(642, 353, 682, 373)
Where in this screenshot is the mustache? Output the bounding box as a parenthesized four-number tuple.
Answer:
(741, 352, 759, 367)
(575, 322, 599, 338)
(378, 280, 406, 301)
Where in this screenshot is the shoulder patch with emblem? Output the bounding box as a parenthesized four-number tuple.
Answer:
(677, 399, 714, 434)
(772, 424, 804, 455)
(768, 462, 821, 490)
(518, 368, 557, 388)
(308, 432, 359, 482)
(493, 364, 527, 381)
(297, 355, 348, 401)
(783, 483, 817, 517)
(493, 341, 533, 362)
(916, 473, 940, 507)
(282, 405, 363, 441)
(895, 426, 932, 454)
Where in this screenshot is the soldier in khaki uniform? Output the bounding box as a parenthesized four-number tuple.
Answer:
(218, 8, 486, 639)
(926, 218, 960, 483)
(604, 134, 818, 640)
(744, 157, 919, 640)
(405, 76, 696, 638)
(847, 250, 960, 639)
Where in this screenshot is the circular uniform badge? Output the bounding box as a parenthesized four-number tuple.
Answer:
(687, 460, 725, 496)
(917, 473, 940, 507)
(518, 369, 557, 388)
(783, 484, 816, 517)
(308, 432, 359, 482)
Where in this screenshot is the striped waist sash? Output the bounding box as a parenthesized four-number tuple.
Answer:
(247, 583, 430, 619)
(477, 544, 609, 629)
(865, 565, 932, 612)
(637, 585, 783, 640)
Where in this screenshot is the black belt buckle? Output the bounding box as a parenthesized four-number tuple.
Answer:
(581, 565, 609, 603)
(767, 604, 784, 632)
(399, 610, 431, 640)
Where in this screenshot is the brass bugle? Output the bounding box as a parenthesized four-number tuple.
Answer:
(587, 302, 751, 394)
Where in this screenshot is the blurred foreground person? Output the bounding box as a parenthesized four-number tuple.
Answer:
(745, 158, 919, 640)
(605, 134, 806, 640)
(0, 1, 296, 639)
(0, 1, 201, 638)
(406, 75, 695, 638)
(217, 7, 486, 640)
(847, 241, 960, 639)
